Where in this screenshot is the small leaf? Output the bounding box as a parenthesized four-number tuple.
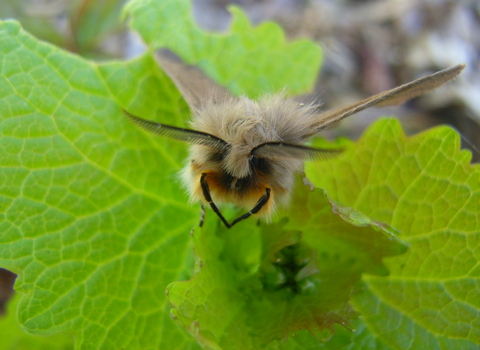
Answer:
(124, 0, 322, 97)
(168, 177, 407, 349)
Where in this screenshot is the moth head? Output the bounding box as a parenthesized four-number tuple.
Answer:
(190, 143, 256, 179)
(188, 137, 341, 181)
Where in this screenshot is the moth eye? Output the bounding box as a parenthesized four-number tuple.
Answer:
(250, 156, 271, 173)
(208, 151, 225, 163)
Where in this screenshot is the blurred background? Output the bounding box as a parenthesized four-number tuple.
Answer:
(1, 0, 479, 315)
(1, 0, 478, 145)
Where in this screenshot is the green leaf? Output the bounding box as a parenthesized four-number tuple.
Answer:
(0, 0, 325, 349)
(124, 0, 322, 97)
(307, 119, 480, 349)
(0, 19, 200, 350)
(0, 294, 74, 350)
(3, 0, 476, 348)
(167, 179, 407, 349)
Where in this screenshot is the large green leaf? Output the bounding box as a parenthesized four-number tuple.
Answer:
(0, 18, 201, 350)
(307, 120, 480, 349)
(0, 0, 326, 349)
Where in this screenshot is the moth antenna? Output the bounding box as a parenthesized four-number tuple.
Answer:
(251, 142, 343, 161)
(123, 109, 230, 150)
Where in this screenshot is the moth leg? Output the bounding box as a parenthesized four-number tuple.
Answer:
(230, 188, 271, 227)
(200, 173, 272, 229)
(199, 203, 206, 227)
(200, 172, 232, 228)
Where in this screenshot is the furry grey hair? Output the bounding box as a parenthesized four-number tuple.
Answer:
(152, 51, 464, 215)
(180, 94, 320, 209)
(192, 94, 319, 176)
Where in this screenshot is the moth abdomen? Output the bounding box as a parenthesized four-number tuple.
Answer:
(191, 169, 277, 217)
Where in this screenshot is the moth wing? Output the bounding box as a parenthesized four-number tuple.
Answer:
(252, 142, 342, 161)
(155, 49, 235, 109)
(310, 64, 465, 134)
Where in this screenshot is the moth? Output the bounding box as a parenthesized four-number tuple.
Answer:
(124, 51, 465, 228)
